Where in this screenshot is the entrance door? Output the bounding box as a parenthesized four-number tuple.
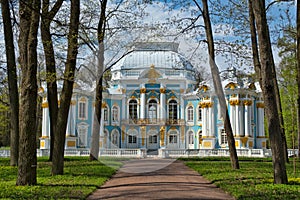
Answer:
(147, 130, 159, 150)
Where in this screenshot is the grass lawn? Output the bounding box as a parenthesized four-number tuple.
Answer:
(182, 157, 300, 200)
(0, 157, 123, 199)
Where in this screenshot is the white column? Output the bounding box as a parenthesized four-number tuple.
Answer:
(42, 106, 49, 137)
(235, 103, 240, 136)
(202, 107, 208, 137)
(122, 95, 126, 120)
(160, 87, 166, 120)
(208, 105, 212, 137)
(240, 105, 245, 137)
(229, 103, 235, 135)
(180, 96, 184, 120)
(244, 100, 252, 137)
(140, 87, 146, 119)
(257, 102, 265, 137)
(244, 105, 250, 137)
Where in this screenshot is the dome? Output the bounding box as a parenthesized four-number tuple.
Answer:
(110, 42, 194, 72)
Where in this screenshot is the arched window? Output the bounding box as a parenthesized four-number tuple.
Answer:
(168, 100, 178, 122)
(187, 106, 194, 121)
(198, 106, 202, 121)
(188, 131, 194, 145)
(103, 106, 108, 122)
(78, 97, 88, 120)
(77, 123, 88, 147)
(111, 129, 119, 148)
(220, 129, 227, 145)
(112, 106, 118, 122)
(129, 99, 138, 122)
(168, 131, 178, 144)
(127, 129, 138, 148)
(148, 99, 157, 122)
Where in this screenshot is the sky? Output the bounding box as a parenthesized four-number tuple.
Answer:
(113, 0, 297, 74)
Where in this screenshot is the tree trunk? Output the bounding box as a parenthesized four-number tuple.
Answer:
(52, 0, 80, 175)
(16, 0, 40, 185)
(90, 0, 107, 161)
(199, 0, 239, 169)
(297, 0, 300, 158)
(249, 0, 288, 163)
(1, 0, 19, 166)
(41, 0, 64, 161)
(252, 0, 288, 184)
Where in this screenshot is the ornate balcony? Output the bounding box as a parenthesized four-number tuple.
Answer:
(121, 118, 185, 126)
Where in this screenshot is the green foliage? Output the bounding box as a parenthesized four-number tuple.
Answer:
(185, 158, 300, 199)
(0, 157, 121, 199)
(277, 26, 298, 149)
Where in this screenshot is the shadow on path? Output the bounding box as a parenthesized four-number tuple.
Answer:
(87, 158, 234, 200)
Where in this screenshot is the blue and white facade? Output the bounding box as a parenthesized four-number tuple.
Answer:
(40, 42, 267, 151)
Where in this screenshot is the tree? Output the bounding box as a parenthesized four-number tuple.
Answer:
(251, 0, 288, 184)
(1, 0, 19, 166)
(16, 0, 41, 185)
(40, 0, 64, 161)
(196, 0, 239, 169)
(89, 0, 107, 161)
(297, 0, 300, 158)
(51, 0, 80, 175)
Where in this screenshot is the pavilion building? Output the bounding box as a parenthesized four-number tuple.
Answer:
(39, 42, 267, 152)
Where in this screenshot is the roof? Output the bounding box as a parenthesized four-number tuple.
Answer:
(111, 42, 194, 72)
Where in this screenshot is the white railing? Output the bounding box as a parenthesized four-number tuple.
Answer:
(0, 148, 298, 158)
(99, 149, 146, 158)
(0, 150, 10, 158)
(159, 149, 272, 158)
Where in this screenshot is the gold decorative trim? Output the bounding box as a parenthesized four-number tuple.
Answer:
(225, 82, 237, 90)
(140, 88, 146, 93)
(256, 102, 264, 108)
(160, 88, 166, 93)
(42, 102, 48, 108)
(70, 100, 76, 105)
(200, 101, 213, 108)
(199, 85, 209, 92)
(229, 99, 240, 106)
(243, 100, 253, 106)
(101, 102, 107, 108)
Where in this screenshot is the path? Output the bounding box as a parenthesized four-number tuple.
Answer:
(87, 158, 234, 200)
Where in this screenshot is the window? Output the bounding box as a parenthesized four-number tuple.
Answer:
(220, 129, 227, 145)
(111, 130, 118, 147)
(198, 107, 202, 121)
(188, 131, 194, 144)
(112, 106, 118, 122)
(148, 99, 157, 121)
(129, 99, 138, 122)
(199, 130, 202, 139)
(128, 135, 137, 144)
(169, 131, 178, 144)
(169, 100, 178, 121)
(187, 106, 194, 121)
(79, 101, 87, 119)
(103, 106, 108, 122)
(149, 135, 158, 144)
(77, 124, 88, 147)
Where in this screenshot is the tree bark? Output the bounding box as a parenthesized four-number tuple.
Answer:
(297, 0, 300, 158)
(52, 0, 80, 175)
(200, 0, 239, 169)
(1, 0, 19, 166)
(252, 0, 288, 184)
(16, 0, 40, 185)
(249, 0, 289, 163)
(41, 0, 64, 161)
(90, 0, 107, 161)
